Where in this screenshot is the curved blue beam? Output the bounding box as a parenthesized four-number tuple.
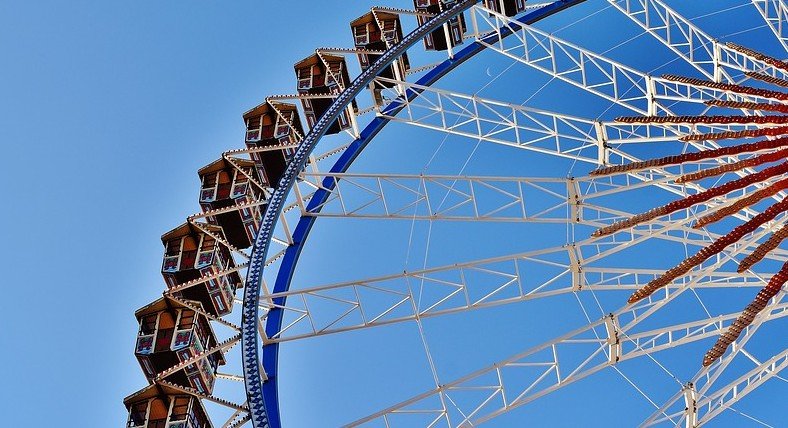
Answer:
(249, 1, 587, 427)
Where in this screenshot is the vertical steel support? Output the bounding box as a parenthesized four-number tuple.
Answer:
(645, 75, 658, 116)
(568, 244, 584, 291)
(593, 121, 609, 165)
(567, 178, 582, 223)
(683, 382, 698, 428)
(444, 21, 456, 59)
(348, 105, 361, 138)
(712, 41, 723, 83)
(604, 313, 621, 363)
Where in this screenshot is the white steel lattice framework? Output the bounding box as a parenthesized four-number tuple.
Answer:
(751, 0, 788, 53)
(125, 2, 788, 428)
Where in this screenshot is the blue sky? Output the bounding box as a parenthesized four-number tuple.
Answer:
(1, 1, 785, 427)
(0, 1, 357, 425)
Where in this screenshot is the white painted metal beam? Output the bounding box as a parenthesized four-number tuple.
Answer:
(751, 0, 788, 54)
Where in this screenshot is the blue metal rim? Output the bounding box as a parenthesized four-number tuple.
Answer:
(244, 2, 587, 426)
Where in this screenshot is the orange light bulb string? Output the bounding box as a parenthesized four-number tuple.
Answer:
(704, 100, 788, 113)
(693, 178, 788, 228)
(590, 137, 788, 177)
(593, 161, 788, 237)
(727, 42, 788, 74)
(676, 147, 788, 183)
(737, 224, 788, 273)
(615, 114, 788, 125)
(680, 126, 788, 142)
(628, 197, 788, 304)
(743, 71, 788, 89)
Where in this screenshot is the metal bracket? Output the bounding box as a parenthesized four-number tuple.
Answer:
(568, 244, 584, 291)
(683, 382, 698, 428)
(593, 120, 609, 166)
(645, 74, 658, 116)
(604, 313, 621, 364)
(567, 177, 582, 224)
(712, 40, 723, 83)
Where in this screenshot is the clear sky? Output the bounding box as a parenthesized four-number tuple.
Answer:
(1, 1, 785, 427)
(0, 1, 361, 425)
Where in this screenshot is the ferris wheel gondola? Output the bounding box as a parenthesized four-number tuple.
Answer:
(124, 1, 787, 427)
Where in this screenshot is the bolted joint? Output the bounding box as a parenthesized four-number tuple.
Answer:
(683, 382, 698, 428)
(604, 313, 621, 364)
(568, 244, 584, 291)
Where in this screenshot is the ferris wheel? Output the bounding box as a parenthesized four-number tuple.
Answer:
(124, 1, 788, 427)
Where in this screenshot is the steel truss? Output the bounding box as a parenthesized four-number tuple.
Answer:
(247, 6, 788, 426)
(607, 0, 788, 83)
(695, 351, 787, 425)
(152, 2, 788, 427)
(291, 167, 788, 240)
(468, 5, 779, 117)
(370, 76, 783, 209)
(373, 76, 756, 165)
(642, 349, 788, 427)
(642, 300, 787, 427)
(292, 171, 788, 227)
(258, 246, 774, 343)
(751, 0, 788, 54)
(367, 41, 786, 215)
(257, 173, 788, 343)
(295, 173, 590, 223)
(347, 253, 786, 427)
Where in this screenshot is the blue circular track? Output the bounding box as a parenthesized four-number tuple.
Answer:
(242, 1, 587, 426)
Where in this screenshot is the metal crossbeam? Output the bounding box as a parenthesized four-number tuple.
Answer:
(751, 0, 788, 53)
(469, 5, 779, 116)
(154, 334, 241, 382)
(647, 347, 787, 428)
(344, 215, 784, 426)
(371, 76, 784, 225)
(292, 171, 788, 243)
(696, 349, 787, 425)
(374, 76, 756, 166)
(189, 200, 268, 223)
(165, 263, 248, 295)
(258, 242, 769, 343)
(223, 412, 251, 428)
(643, 290, 787, 426)
(624, 305, 788, 362)
(295, 173, 587, 223)
(290, 170, 788, 262)
(168, 295, 242, 331)
(347, 302, 786, 427)
(157, 380, 248, 412)
(609, 0, 788, 82)
(257, 199, 788, 343)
